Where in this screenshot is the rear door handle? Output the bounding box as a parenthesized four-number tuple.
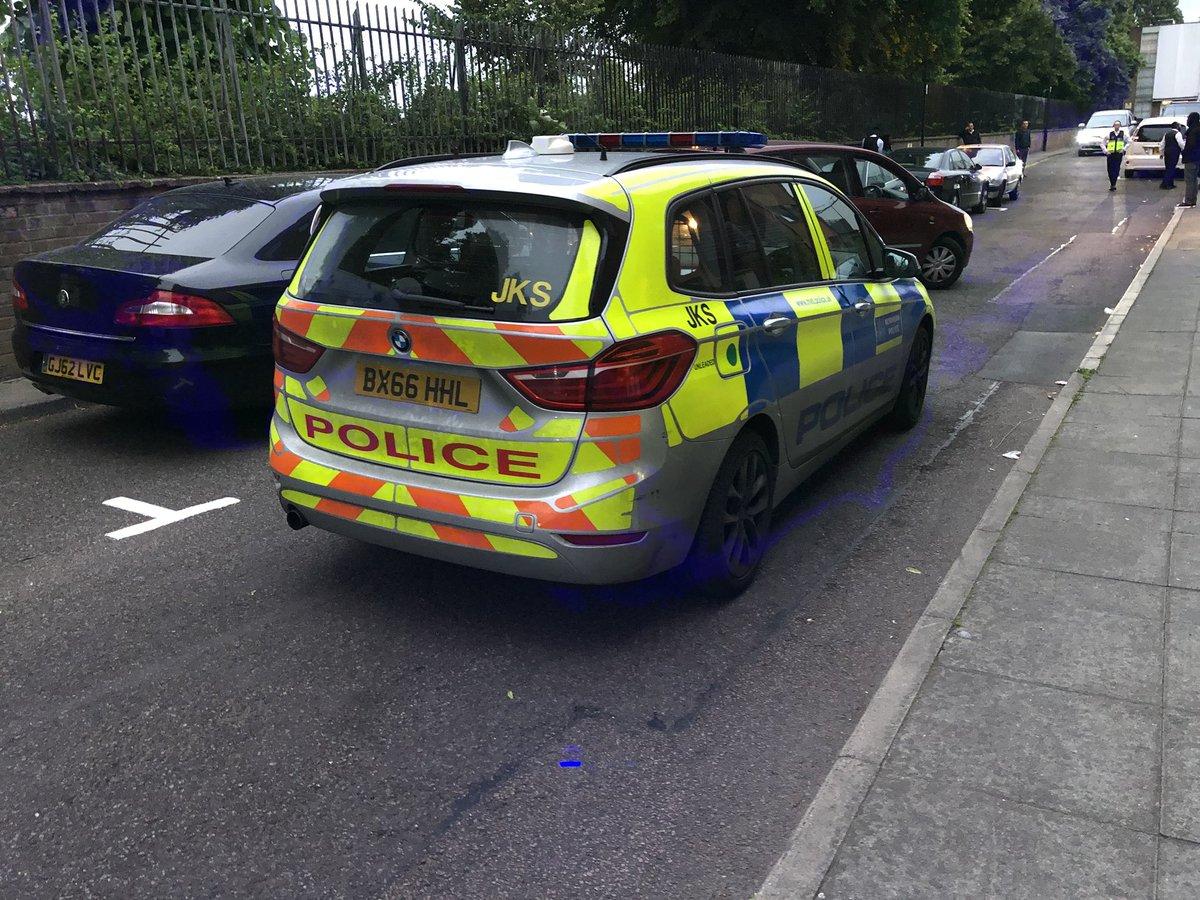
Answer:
(762, 316, 793, 335)
(853, 301, 874, 314)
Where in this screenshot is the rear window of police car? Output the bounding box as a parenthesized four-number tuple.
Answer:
(295, 200, 599, 322)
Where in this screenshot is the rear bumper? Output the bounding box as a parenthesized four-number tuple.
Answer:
(12, 320, 272, 408)
(1124, 155, 1180, 172)
(269, 408, 731, 585)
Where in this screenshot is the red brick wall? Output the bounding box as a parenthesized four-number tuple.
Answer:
(0, 177, 214, 379)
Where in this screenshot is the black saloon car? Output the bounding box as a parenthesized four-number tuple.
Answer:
(889, 146, 987, 214)
(11, 175, 336, 410)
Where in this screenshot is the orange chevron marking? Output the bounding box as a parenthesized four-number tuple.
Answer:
(584, 415, 641, 437)
(432, 523, 494, 550)
(328, 471, 387, 497)
(408, 486, 471, 518)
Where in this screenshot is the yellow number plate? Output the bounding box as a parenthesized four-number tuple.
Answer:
(355, 362, 480, 413)
(42, 354, 104, 384)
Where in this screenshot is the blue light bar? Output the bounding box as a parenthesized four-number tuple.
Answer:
(564, 131, 768, 151)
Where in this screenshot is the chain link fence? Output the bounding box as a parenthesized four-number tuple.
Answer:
(0, 0, 1087, 183)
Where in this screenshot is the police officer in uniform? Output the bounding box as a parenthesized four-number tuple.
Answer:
(1104, 120, 1127, 191)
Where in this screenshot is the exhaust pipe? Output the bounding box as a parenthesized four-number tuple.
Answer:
(285, 505, 308, 531)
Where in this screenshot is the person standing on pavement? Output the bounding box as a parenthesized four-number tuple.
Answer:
(1161, 122, 1184, 190)
(959, 121, 980, 145)
(1104, 120, 1127, 191)
(1182, 112, 1200, 208)
(1014, 120, 1032, 164)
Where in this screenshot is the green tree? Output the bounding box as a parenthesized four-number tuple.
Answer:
(951, 0, 1088, 104)
(598, 0, 967, 80)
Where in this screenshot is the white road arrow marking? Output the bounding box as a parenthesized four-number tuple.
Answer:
(103, 496, 240, 540)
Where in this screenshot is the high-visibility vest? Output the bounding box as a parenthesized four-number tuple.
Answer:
(1106, 134, 1126, 154)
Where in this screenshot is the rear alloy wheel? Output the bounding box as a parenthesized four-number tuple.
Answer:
(685, 431, 774, 599)
(920, 238, 964, 289)
(1008, 180, 1021, 201)
(972, 189, 988, 214)
(888, 324, 932, 430)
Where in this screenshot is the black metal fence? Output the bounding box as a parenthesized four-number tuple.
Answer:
(0, 0, 1086, 183)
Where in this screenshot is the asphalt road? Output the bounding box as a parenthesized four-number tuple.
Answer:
(0, 152, 1183, 898)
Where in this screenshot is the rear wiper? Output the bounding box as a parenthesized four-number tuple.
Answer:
(387, 289, 496, 315)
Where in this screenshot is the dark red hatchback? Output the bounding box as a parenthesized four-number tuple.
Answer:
(749, 142, 975, 289)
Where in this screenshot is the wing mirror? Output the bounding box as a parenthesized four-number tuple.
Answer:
(1077, 122, 1086, 128)
(883, 248, 921, 280)
(971, 163, 983, 171)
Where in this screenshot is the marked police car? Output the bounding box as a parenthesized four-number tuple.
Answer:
(269, 132, 934, 596)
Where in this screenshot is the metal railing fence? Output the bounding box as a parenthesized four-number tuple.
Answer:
(0, 0, 1087, 183)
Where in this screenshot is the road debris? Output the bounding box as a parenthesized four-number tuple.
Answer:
(1002, 450, 1022, 460)
(905, 566, 923, 575)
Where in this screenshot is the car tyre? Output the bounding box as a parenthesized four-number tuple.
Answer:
(684, 430, 774, 600)
(1008, 181, 1020, 201)
(972, 189, 988, 214)
(920, 237, 964, 290)
(888, 323, 932, 430)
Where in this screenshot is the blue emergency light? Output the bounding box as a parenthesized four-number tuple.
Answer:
(564, 131, 768, 151)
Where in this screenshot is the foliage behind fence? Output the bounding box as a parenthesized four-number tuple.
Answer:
(0, 0, 1087, 184)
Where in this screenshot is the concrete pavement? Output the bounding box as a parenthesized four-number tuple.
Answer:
(765, 208, 1200, 897)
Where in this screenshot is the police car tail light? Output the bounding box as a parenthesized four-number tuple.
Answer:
(588, 332, 696, 410)
(504, 331, 696, 412)
(114, 290, 234, 327)
(272, 319, 324, 374)
(11, 277, 29, 315)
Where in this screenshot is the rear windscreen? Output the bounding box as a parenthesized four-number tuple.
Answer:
(1136, 125, 1176, 143)
(890, 149, 945, 169)
(83, 192, 272, 258)
(963, 147, 1005, 165)
(295, 200, 601, 322)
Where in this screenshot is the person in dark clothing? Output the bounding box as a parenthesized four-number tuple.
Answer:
(1104, 120, 1127, 191)
(959, 122, 980, 145)
(1014, 120, 1032, 164)
(1162, 123, 1184, 190)
(1183, 112, 1200, 208)
(861, 131, 884, 153)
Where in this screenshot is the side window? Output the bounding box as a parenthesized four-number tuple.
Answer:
(796, 154, 854, 195)
(800, 184, 874, 280)
(717, 189, 769, 291)
(956, 150, 974, 170)
(257, 211, 315, 262)
(739, 182, 823, 286)
(668, 194, 725, 293)
(854, 159, 910, 201)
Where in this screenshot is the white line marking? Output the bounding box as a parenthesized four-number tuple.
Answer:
(1111, 216, 1128, 234)
(104, 496, 240, 540)
(990, 234, 1076, 305)
(924, 381, 1001, 463)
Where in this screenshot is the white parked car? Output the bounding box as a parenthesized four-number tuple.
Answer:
(960, 144, 1023, 204)
(1075, 109, 1137, 156)
(1122, 116, 1186, 178)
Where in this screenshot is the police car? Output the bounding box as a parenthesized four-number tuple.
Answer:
(269, 132, 934, 596)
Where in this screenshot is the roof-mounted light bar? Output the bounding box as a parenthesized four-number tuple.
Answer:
(564, 131, 768, 151)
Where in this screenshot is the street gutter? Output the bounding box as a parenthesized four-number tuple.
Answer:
(755, 203, 1187, 899)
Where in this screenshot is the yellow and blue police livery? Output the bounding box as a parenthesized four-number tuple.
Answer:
(268, 132, 934, 596)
